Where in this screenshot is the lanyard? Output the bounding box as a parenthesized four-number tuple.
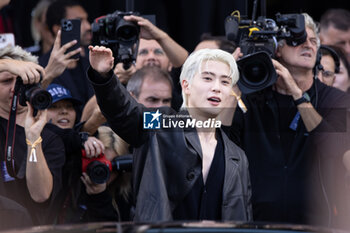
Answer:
(4, 79, 22, 178)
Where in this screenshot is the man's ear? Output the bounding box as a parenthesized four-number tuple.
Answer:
(275, 46, 282, 58)
(167, 62, 173, 72)
(181, 79, 190, 95)
(52, 25, 61, 37)
(129, 91, 137, 100)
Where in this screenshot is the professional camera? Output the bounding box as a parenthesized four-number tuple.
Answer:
(225, 10, 306, 94)
(15, 77, 52, 110)
(82, 149, 133, 184)
(92, 10, 140, 70)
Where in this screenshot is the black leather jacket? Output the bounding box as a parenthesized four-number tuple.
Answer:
(87, 67, 252, 222)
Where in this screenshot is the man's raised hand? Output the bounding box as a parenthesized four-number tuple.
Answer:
(88, 46, 114, 75)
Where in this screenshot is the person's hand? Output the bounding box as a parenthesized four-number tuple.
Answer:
(0, 59, 45, 85)
(43, 30, 81, 86)
(113, 62, 136, 84)
(232, 47, 243, 61)
(81, 172, 106, 195)
(123, 15, 167, 41)
(272, 59, 302, 99)
(88, 46, 114, 75)
(24, 103, 48, 142)
(83, 136, 105, 158)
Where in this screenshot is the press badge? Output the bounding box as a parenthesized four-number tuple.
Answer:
(1, 161, 15, 182)
(289, 112, 300, 131)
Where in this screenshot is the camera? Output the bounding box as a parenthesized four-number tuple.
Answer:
(82, 150, 133, 184)
(92, 10, 140, 70)
(15, 77, 52, 110)
(225, 11, 306, 94)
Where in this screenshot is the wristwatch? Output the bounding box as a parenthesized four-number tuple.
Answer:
(294, 92, 310, 106)
(79, 132, 89, 145)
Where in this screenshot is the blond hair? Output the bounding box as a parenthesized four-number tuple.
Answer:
(179, 48, 238, 109)
(97, 126, 131, 213)
(0, 45, 38, 63)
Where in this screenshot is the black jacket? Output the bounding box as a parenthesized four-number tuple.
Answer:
(87, 67, 252, 222)
(224, 80, 350, 226)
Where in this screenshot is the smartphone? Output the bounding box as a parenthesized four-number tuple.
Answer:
(0, 33, 15, 49)
(61, 19, 81, 59)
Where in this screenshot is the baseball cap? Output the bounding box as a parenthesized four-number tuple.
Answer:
(46, 84, 82, 105)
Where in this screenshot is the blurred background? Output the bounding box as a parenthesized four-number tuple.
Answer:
(2, 0, 349, 52)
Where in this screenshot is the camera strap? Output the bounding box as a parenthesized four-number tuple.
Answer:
(4, 80, 22, 178)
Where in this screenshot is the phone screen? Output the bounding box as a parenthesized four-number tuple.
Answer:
(0, 33, 15, 49)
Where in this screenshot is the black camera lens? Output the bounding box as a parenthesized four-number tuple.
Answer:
(237, 51, 277, 94)
(86, 161, 110, 184)
(116, 20, 139, 43)
(242, 60, 268, 85)
(26, 87, 52, 110)
(111, 154, 133, 173)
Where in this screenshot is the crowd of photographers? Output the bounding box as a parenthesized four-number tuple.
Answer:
(1, 0, 350, 230)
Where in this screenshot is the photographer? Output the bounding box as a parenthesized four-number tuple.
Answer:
(0, 45, 65, 225)
(113, 14, 188, 84)
(223, 13, 350, 226)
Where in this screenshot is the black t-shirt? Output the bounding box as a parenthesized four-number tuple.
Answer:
(173, 130, 225, 220)
(223, 79, 350, 225)
(0, 117, 65, 225)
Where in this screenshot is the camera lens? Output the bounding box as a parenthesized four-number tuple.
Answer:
(242, 60, 268, 85)
(116, 20, 139, 43)
(237, 51, 277, 94)
(86, 161, 110, 184)
(25, 86, 52, 110)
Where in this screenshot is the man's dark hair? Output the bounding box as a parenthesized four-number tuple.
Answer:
(330, 45, 350, 77)
(320, 8, 350, 31)
(319, 45, 341, 73)
(45, 0, 83, 36)
(127, 66, 173, 99)
(199, 33, 237, 54)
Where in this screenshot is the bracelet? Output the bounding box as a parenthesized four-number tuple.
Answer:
(231, 90, 248, 113)
(26, 136, 42, 163)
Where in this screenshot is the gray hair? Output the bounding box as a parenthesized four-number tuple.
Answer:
(126, 66, 173, 99)
(0, 45, 38, 63)
(180, 48, 238, 109)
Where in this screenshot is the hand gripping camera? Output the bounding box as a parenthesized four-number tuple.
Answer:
(15, 77, 52, 110)
(225, 7, 306, 94)
(82, 149, 133, 184)
(92, 10, 140, 70)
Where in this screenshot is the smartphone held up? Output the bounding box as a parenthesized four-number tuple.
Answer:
(61, 19, 81, 59)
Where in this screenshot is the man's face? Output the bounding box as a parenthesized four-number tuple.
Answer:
(318, 54, 336, 86)
(276, 27, 318, 70)
(47, 99, 76, 129)
(320, 25, 350, 62)
(0, 71, 20, 116)
(183, 60, 232, 117)
(135, 39, 172, 72)
(135, 76, 172, 108)
(65, 6, 92, 46)
(333, 60, 350, 92)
